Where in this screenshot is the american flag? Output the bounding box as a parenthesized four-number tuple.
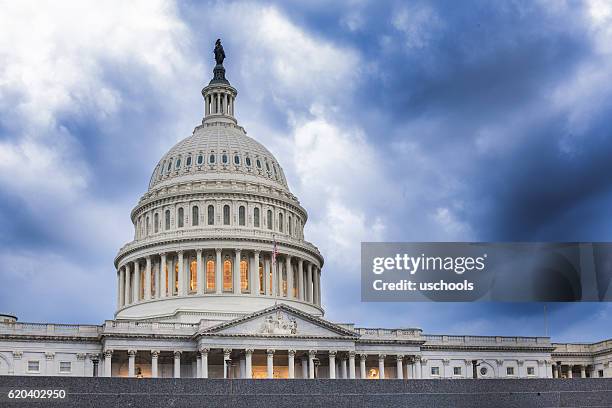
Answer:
(272, 234, 278, 266)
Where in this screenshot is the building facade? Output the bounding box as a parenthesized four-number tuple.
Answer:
(1, 42, 610, 380)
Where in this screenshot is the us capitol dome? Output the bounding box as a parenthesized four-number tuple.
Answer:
(114, 41, 323, 323)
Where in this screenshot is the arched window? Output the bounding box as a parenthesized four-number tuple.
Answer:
(234, 155, 240, 165)
(223, 259, 232, 292)
(206, 260, 215, 291)
(154, 213, 159, 233)
(239, 206, 245, 226)
(165, 210, 171, 230)
(208, 205, 215, 225)
(178, 207, 184, 228)
(222, 154, 228, 164)
(254, 207, 260, 227)
(146, 216, 150, 236)
(267, 210, 273, 230)
(192, 206, 199, 226)
(288, 216, 292, 236)
(259, 262, 264, 294)
(197, 155, 203, 165)
(189, 259, 197, 293)
(209, 154, 215, 164)
(278, 213, 284, 232)
(240, 259, 249, 292)
(223, 205, 230, 225)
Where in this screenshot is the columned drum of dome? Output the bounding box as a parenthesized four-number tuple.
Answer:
(114, 41, 324, 322)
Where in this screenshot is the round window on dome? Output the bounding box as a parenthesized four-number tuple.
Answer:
(186, 156, 192, 166)
(256, 159, 262, 169)
(245, 157, 251, 166)
(209, 154, 215, 164)
(222, 154, 228, 164)
(234, 155, 240, 165)
(197, 155, 203, 165)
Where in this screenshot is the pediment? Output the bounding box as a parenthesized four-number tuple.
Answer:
(198, 304, 357, 338)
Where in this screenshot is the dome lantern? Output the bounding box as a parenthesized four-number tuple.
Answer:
(201, 39, 238, 125)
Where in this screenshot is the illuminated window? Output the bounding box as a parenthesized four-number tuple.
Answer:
(367, 368, 379, 379)
(208, 205, 215, 225)
(254, 207, 260, 227)
(174, 262, 179, 295)
(154, 213, 159, 233)
(206, 260, 215, 291)
(223, 259, 233, 292)
(278, 213, 283, 232)
(267, 210, 273, 230)
(140, 268, 145, 299)
(151, 267, 156, 297)
(292, 269, 297, 298)
(281, 265, 287, 296)
(223, 205, 230, 225)
(192, 206, 199, 226)
(240, 259, 249, 292)
(239, 206, 245, 226)
(165, 210, 170, 230)
(189, 259, 197, 293)
(178, 207, 184, 228)
(259, 262, 264, 294)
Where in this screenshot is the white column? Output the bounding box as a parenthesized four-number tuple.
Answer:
(127, 350, 136, 377)
(264, 256, 271, 296)
(160, 253, 167, 298)
(197, 249, 204, 295)
(234, 249, 241, 294)
(133, 260, 140, 302)
(307, 263, 313, 302)
(103, 350, 112, 377)
(297, 259, 304, 300)
(288, 350, 295, 379)
(301, 356, 308, 379)
(568, 365, 573, 378)
(580, 365, 586, 378)
(378, 355, 385, 379)
(177, 251, 184, 296)
(329, 351, 336, 379)
(466, 360, 473, 379)
(223, 349, 232, 379)
(286, 256, 293, 299)
(245, 349, 253, 379)
(119, 267, 125, 307)
(415, 356, 422, 379)
(360, 354, 367, 379)
(553, 364, 558, 378)
(253, 251, 260, 295)
(315, 267, 321, 305)
(349, 352, 356, 379)
(340, 357, 347, 379)
(308, 350, 316, 379)
(144, 256, 152, 300)
(124, 264, 131, 304)
(201, 348, 209, 379)
(396, 355, 404, 379)
(215, 248, 223, 294)
(173, 351, 181, 378)
(267, 349, 275, 379)
(216, 93, 220, 114)
(223, 93, 228, 114)
(151, 350, 159, 378)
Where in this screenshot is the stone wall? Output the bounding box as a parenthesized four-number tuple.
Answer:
(0, 377, 610, 407)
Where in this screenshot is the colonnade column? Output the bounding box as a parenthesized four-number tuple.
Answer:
(568, 365, 573, 378)
(151, 350, 159, 378)
(329, 351, 336, 379)
(286, 256, 293, 299)
(160, 253, 167, 298)
(133, 261, 140, 302)
(340, 357, 347, 379)
(215, 248, 222, 294)
(301, 356, 308, 379)
(307, 264, 313, 302)
(378, 355, 385, 379)
(348, 352, 356, 379)
(197, 249, 204, 295)
(288, 350, 295, 379)
(200, 348, 209, 378)
(223, 349, 232, 379)
(267, 349, 275, 379)
(396, 355, 404, 379)
(415, 356, 422, 379)
(234, 249, 241, 294)
(103, 350, 112, 377)
(177, 251, 184, 296)
(313, 266, 319, 305)
(298, 259, 304, 300)
(245, 349, 253, 379)
(360, 354, 367, 379)
(252, 251, 260, 295)
(119, 267, 125, 307)
(581, 365, 586, 378)
(308, 350, 316, 379)
(128, 350, 136, 377)
(553, 364, 558, 378)
(173, 351, 181, 378)
(144, 256, 151, 300)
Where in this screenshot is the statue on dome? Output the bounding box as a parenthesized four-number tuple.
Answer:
(214, 39, 225, 66)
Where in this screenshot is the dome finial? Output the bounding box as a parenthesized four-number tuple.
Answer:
(210, 38, 229, 85)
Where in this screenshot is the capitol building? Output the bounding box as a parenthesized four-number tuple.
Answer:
(0, 41, 610, 382)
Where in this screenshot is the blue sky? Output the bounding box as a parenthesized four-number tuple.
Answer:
(0, 0, 611, 343)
